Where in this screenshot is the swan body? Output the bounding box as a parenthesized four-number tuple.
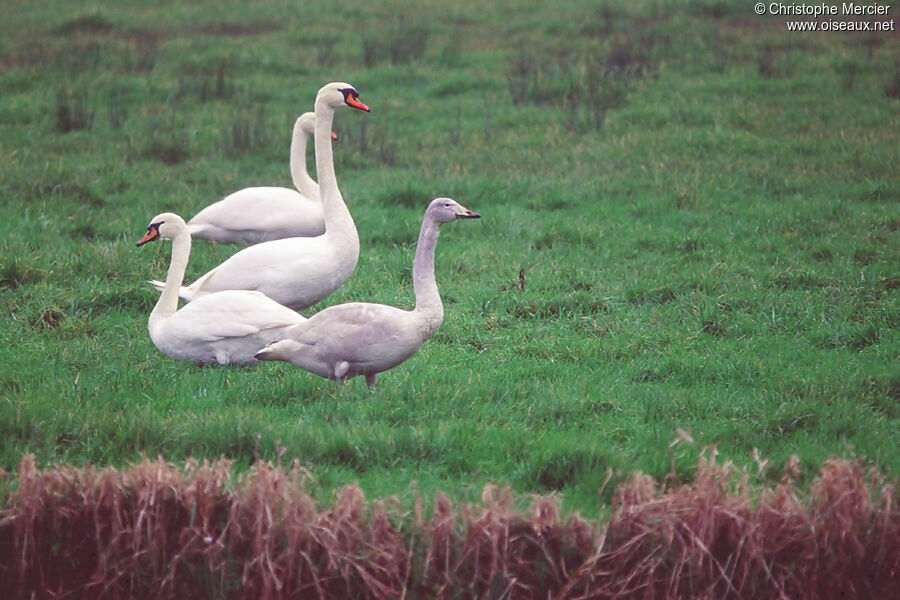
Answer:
(138, 212, 306, 365)
(157, 82, 370, 311)
(186, 112, 328, 244)
(255, 198, 480, 386)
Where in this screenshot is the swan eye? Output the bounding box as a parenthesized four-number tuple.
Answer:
(339, 87, 370, 112)
(137, 221, 163, 246)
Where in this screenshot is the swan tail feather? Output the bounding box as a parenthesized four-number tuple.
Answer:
(147, 279, 196, 302)
(186, 222, 206, 238)
(180, 268, 218, 300)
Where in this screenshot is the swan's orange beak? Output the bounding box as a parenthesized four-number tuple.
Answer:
(345, 95, 370, 112)
(137, 227, 160, 246)
(331, 131, 338, 141)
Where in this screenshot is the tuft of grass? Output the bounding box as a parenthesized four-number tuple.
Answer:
(130, 32, 159, 73)
(361, 23, 430, 67)
(105, 85, 130, 129)
(141, 110, 193, 165)
(390, 25, 429, 64)
(315, 35, 338, 67)
(54, 12, 113, 35)
(374, 180, 434, 210)
(55, 89, 95, 133)
(336, 120, 397, 168)
(0, 258, 43, 289)
(176, 61, 234, 103)
(508, 28, 654, 129)
(884, 57, 900, 99)
(32, 307, 66, 330)
(223, 106, 271, 157)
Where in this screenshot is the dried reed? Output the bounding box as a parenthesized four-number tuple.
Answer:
(1, 451, 896, 599)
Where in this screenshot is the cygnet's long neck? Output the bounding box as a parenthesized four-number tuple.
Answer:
(412, 216, 444, 329)
(150, 227, 191, 324)
(314, 97, 357, 250)
(289, 120, 317, 198)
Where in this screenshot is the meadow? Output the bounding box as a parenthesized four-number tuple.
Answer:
(0, 0, 897, 525)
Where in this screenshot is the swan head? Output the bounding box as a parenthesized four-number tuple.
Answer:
(295, 112, 316, 135)
(316, 82, 370, 112)
(294, 112, 337, 140)
(426, 198, 481, 224)
(136, 212, 186, 246)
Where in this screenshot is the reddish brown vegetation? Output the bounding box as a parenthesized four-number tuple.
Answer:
(0, 452, 896, 599)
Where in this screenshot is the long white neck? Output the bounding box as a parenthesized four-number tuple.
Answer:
(314, 96, 357, 251)
(413, 216, 443, 328)
(149, 227, 191, 327)
(289, 120, 317, 198)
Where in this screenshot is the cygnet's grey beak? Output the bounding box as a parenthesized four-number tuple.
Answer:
(458, 207, 481, 219)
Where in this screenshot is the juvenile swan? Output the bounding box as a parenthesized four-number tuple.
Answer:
(255, 198, 480, 386)
(154, 82, 370, 310)
(186, 112, 334, 244)
(138, 212, 306, 365)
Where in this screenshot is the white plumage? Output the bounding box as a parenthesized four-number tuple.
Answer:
(255, 198, 480, 386)
(154, 82, 370, 311)
(186, 112, 327, 244)
(137, 212, 305, 365)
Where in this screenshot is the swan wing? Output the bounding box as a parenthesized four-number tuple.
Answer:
(179, 265, 221, 299)
(183, 237, 340, 304)
(289, 303, 419, 362)
(172, 290, 304, 342)
(188, 187, 324, 242)
(296, 303, 408, 337)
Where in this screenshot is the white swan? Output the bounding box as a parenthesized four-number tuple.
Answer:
(186, 112, 333, 244)
(255, 198, 480, 386)
(138, 212, 306, 365)
(154, 82, 370, 311)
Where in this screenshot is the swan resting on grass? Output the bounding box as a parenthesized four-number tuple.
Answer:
(255, 198, 480, 386)
(186, 112, 336, 245)
(152, 82, 370, 310)
(138, 212, 306, 365)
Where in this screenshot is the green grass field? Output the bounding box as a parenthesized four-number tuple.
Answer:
(0, 0, 897, 517)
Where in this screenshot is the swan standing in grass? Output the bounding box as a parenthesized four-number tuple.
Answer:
(153, 82, 370, 311)
(138, 212, 306, 365)
(186, 112, 333, 244)
(255, 198, 481, 386)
